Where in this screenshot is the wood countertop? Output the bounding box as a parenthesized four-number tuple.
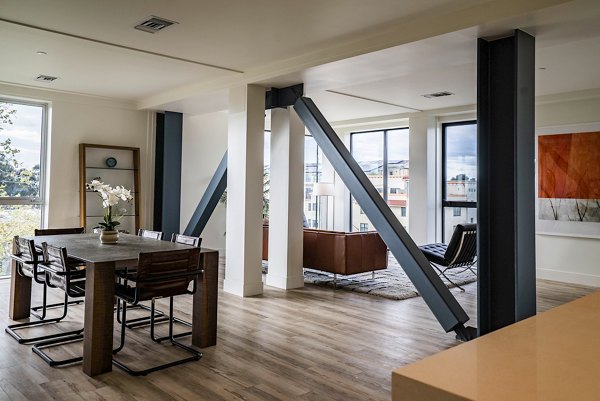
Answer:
(392, 290, 600, 401)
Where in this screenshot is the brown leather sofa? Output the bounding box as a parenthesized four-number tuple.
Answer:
(262, 225, 388, 275)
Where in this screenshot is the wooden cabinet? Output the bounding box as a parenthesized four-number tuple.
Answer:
(79, 144, 141, 233)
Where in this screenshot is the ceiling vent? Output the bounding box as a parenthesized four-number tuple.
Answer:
(422, 91, 454, 99)
(134, 16, 177, 33)
(35, 74, 59, 82)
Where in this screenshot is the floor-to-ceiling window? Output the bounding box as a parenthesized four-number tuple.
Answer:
(0, 99, 47, 277)
(350, 128, 409, 232)
(304, 135, 322, 228)
(442, 121, 477, 242)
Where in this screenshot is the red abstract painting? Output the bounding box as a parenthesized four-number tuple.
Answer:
(538, 132, 600, 200)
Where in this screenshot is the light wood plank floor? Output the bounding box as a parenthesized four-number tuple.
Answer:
(0, 264, 596, 401)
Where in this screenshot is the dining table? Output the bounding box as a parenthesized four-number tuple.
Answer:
(8, 233, 219, 377)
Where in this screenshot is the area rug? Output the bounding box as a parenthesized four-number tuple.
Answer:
(262, 255, 477, 300)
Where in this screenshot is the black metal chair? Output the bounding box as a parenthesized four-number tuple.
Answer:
(137, 229, 164, 240)
(419, 223, 477, 291)
(31, 227, 86, 316)
(115, 229, 166, 329)
(31, 242, 87, 366)
(117, 233, 202, 339)
(34, 227, 85, 236)
(5, 237, 83, 344)
(112, 248, 203, 376)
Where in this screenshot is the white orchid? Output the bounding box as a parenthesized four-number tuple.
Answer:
(86, 180, 134, 231)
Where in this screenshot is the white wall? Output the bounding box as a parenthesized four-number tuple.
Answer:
(535, 92, 600, 286)
(180, 111, 228, 251)
(0, 83, 153, 230)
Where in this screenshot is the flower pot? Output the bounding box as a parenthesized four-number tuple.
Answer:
(100, 230, 119, 244)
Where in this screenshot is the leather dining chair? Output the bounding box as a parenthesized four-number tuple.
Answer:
(112, 248, 203, 376)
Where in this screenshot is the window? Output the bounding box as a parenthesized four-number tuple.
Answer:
(304, 135, 322, 228)
(359, 223, 369, 231)
(350, 128, 409, 232)
(442, 121, 477, 243)
(0, 99, 47, 277)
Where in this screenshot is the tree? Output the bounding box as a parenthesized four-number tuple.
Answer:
(0, 103, 40, 275)
(0, 103, 39, 197)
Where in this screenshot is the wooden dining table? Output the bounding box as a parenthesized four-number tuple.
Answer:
(8, 233, 219, 377)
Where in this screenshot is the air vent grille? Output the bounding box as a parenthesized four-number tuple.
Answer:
(422, 91, 454, 99)
(35, 74, 59, 82)
(134, 16, 177, 33)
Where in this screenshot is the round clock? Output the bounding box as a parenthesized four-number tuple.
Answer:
(105, 157, 118, 168)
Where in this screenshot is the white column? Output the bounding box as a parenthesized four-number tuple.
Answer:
(224, 85, 265, 297)
(265, 108, 305, 289)
(408, 113, 437, 245)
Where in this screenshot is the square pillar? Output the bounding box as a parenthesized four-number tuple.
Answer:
(477, 30, 536, 334)
(224, 85, 265, 297)
(266, 108, 305, 289)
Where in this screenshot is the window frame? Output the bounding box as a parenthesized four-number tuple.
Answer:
(0, 97, 48, 209)
(441, 120, 477, 240)
(349, 127, 409, 232)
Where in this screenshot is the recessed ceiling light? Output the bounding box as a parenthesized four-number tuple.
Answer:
(36, 51, 47, 55)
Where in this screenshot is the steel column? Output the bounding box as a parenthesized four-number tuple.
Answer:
(477, 30, 536, 335)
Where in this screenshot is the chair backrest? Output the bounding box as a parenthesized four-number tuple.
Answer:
(444, 224, 477, 266)
(13, 236, 37, 261)
(41, 242, 69, 274)
(134, 248, 201, 301)
(138, 229, 164, 240)
(171, 233, 202, 248)
(35, 227, 85, 236)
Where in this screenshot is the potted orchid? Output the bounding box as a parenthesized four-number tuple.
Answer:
(86, 179, 134, 243)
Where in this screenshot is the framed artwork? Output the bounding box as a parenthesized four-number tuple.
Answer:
(536, 123, 600, 238)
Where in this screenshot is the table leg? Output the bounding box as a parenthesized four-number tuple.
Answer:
(192, 251, 218, 348)
(83, 261, 115, 376)
(9, 239, 31, 320)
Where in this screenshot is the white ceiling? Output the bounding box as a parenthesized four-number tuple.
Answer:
(0, 0, 599, 122)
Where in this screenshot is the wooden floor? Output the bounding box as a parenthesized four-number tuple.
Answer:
(0, 264, 596, 401)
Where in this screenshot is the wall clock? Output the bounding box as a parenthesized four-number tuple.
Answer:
(105, 157, 117, 168)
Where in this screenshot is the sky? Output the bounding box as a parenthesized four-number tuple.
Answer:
(0, 102, 43, 169)
(445, 123, 477, 180)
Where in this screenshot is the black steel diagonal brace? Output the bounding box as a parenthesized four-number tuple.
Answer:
(294, 97, 475, 339)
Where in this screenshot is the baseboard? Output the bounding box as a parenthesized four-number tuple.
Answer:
(537, 268, 600, 287)
(265, 273, 304, 290)
(223, 278, 264, 297)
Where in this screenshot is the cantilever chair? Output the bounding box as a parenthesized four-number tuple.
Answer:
(112, 248, 203, 376)
(117, 233, 202, 340)
(6, 237, 83, 344)
(34, 227, 85, 236)
(31, 242, 87, 366)
(116, 229, 166, 329)
(418, 223, 477, 291)
(138, 229, 164, 240)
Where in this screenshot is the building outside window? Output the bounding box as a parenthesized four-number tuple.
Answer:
(304, 135, 322, 228)
(265, 133, 323, 229)
(359, 223, 369, 232)
(350, 128, 409, 232)
(442, 121, 477, 243)
(0, 99, 47, 277)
